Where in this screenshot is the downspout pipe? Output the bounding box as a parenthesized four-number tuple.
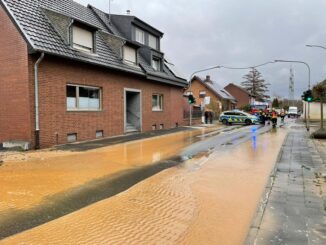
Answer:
(34, 52, 45, 149)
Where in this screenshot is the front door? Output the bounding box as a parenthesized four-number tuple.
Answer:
(124, 89, 142, 133)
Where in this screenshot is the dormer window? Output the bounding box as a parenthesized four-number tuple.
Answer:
(152, 57, 161, 71)
(72, 25, 94, 53)
(148, 34, 158, 50)
(123, 45, 137, 65)
(135, 28, 145, 44)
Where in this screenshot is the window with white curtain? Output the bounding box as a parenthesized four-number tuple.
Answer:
(148, 34, 158, 49)
(152, 94, 163, 111)
(152, 58, 161, 71)
(72, 25, 94, 52)
(135, 28, 145, 44)
(67, 85, 101, 111)
(123, 45, 137, 65)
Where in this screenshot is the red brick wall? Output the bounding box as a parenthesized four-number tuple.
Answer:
(187, 79, 222, 108)
(0, 6, 32, 143)
(224, 84, 250, 108)
(28, 56, 185, 148)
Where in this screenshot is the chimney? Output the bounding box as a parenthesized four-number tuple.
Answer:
(205, 75, 212, 84)
(126, 10, 131, 15)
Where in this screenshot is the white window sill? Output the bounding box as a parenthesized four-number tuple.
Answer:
(152, 109, 163, 112)
(67, 109, 102, 112)
(123, 60, 142, 69)
(71, 47, 99, 57)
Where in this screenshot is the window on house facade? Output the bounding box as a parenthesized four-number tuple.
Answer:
(72, 25, 94, 53)
(152, 94, 163, 111)
(152, 58, 161, 71)
(96, 130, 104, 138)
(135, 28, 145, 44)
(67, 133, 77, 143)
(199, 91, 206, 98)
(148, 34, 158, 49)
(66, 85, 101, 111)
(123, 45, 137, 65)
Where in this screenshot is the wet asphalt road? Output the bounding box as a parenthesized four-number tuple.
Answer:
(0, 123, 274, 240)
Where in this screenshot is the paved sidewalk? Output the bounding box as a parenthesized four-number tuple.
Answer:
(247, 131, 326, 245)
(55, 124, 223, 152)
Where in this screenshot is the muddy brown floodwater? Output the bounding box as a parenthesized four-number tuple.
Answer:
(1, 128, 286, 244)
(0, 127, 222, 218)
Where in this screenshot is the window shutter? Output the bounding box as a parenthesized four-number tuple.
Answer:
(124, 46, 137, 64)
(148, 34, 157, 49)
(72, 26, 93, 49)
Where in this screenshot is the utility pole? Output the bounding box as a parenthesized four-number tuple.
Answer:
(289, 67, 295, 106)
(274, 60, 311, 131)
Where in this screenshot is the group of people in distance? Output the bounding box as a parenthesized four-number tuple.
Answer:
(204, 110, 214, 124)
(258, 108, 286, 126)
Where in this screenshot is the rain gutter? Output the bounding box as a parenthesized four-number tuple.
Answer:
(34, 52, 45, 149)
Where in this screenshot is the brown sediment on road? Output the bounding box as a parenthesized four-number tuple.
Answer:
(0, 127, 218, 217)
(180, 130, 287, 245)
(1, 129, 287, 244)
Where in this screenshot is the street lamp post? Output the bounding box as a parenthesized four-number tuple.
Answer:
(274, 60, 311, 131)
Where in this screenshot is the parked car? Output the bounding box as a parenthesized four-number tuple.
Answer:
(219, 111, 260, 125)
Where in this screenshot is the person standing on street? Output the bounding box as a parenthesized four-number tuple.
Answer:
(280, 109, 285, 123)
(260, 110, 266, 125)
(204, 110, 209, 124)
(209, 111, 213, 124)
(271, 109, 278, 127)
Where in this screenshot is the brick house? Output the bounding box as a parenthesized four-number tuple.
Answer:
(224, 83, 255, 108)
(185, 75, 236, 119)
(0, 0, 188, 149)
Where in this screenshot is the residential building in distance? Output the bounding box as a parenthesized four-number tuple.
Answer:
(0, 0, 187, 149)
(224, 83, 255, 108)
(185, 76, 236, 119)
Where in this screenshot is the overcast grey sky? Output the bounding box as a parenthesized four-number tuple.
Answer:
(75, 0, 326, 98)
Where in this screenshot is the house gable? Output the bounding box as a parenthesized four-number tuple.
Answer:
(187, 79, 222, 103)
(0, 4, 32, 143)
(224, 83, 252, 108)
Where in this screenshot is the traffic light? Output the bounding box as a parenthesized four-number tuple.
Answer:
(188, 94, 196, 104)
(306, 89, 313, 102)
(301, 90, 307, 101)
(302, 89, 313, 102)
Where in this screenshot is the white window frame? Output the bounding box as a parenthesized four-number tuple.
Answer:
(135, 27, 145, 44)
(72, 25, 94, 53)
(148, 34, 158, 49)
(152, 94, 164, 112)
(152, 58, 161, 71)
(66, 84, 102, 111)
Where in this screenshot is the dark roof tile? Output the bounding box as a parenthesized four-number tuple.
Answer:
(2, 0, 186, 86)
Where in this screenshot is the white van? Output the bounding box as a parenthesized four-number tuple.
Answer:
(288, 107, 299, 118)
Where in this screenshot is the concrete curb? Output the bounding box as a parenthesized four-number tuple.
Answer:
(245, 133, 289, 245)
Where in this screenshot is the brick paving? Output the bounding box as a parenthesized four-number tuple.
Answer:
(247, 131, 326, 245)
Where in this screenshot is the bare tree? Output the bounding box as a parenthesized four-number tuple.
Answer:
(242, 68, 270, 101)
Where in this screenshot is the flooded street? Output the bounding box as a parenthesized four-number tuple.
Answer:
(0, 124, 287, 244)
